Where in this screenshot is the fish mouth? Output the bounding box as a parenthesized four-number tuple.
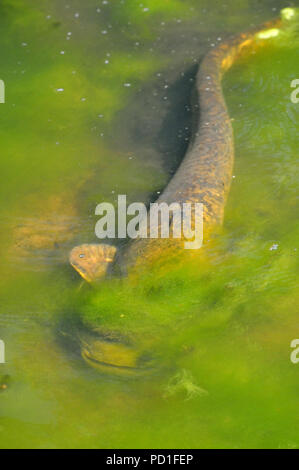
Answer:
(80, 332, 154, 376)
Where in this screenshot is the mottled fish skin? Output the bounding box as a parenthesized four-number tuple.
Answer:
(70, 18, 281, 281)
(113, 18, 281, 275)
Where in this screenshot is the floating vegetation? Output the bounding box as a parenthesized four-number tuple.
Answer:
(0, 1, 298, 450)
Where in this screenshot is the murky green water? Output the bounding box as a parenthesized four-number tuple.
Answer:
(0, 0, 298, 449)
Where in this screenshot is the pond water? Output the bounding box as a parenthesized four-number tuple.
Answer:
(0, 0, 298, 449)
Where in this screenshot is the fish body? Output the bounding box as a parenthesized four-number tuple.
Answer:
(70, 17, 282, 283)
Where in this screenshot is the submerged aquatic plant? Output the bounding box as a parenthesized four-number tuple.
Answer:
(163, 369, 208, 401)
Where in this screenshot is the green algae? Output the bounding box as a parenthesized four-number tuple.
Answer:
(0, 1, 298, 450)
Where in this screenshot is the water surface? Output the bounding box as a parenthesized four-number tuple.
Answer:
(0, 0, 298, 449)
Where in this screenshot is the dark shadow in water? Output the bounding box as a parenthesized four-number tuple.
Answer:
(156, 63, 199, 176)
(112, 63, 200, 183)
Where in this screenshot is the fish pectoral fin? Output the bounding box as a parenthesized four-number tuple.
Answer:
(69, 243, 117, 282)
